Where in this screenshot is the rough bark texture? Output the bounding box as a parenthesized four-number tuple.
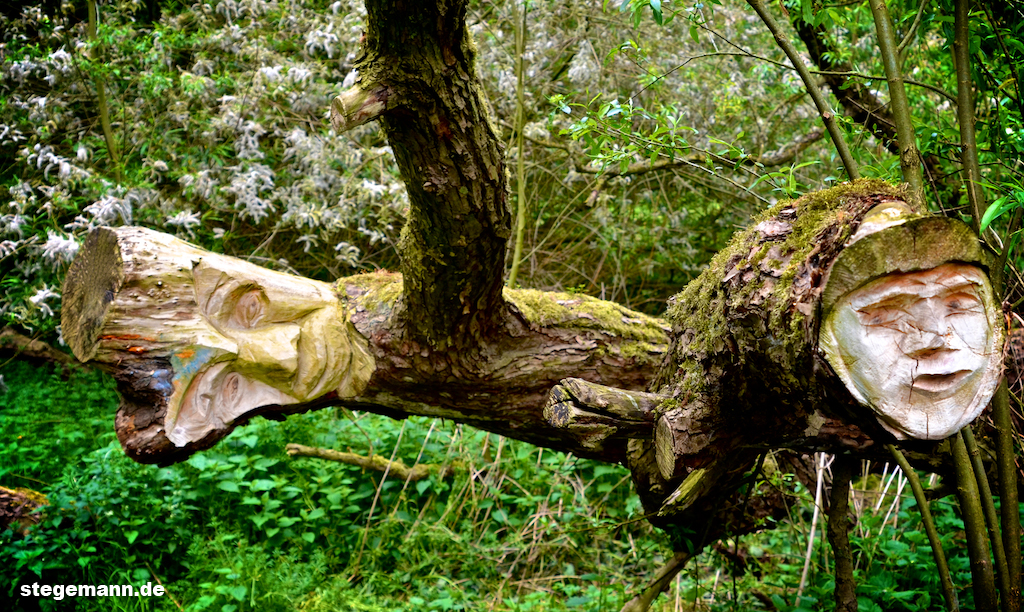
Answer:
(598, 180, 991, 531)
(62, 227, 668, 465)
(342, 0, 511, 351)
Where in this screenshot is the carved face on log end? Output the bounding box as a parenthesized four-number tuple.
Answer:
(164, 256, 376, 446)
(64, 227, 378, 454)
(820, 209, 1004, 440)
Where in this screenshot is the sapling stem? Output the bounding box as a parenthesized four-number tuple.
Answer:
(507, 0, 528, 288)
(991, 381, 1022, 612)
(868, 0, 923, 204)
(952, 430, 998, 610)
(745, 0, 859, 180)
(888, 445, 959, 612)
(86, 0, 122, 184)
(962, 426, 1012, 611)
(826, 454, 857, 612)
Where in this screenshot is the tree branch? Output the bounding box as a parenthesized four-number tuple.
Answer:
(954, 0, 984, 231)
(869, 0, 924, 202)
(745, 0, 859, 179)
(285, 443, 456, 481)
(0, 327, 78, 366)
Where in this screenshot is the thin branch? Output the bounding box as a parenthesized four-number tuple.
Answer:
(869, 0, 924, 202)
(991, 381, 1023, 612)
(952, 430, 998, 610)
(954, 0, 985, 231)
(961, 426, 1012, 611)
(285, 443, 456, 481)
(897, 0, 930, 60)
(745, 0, 859, 179)
(888, 445, 959, 611)
(619, 551, 693, 612)
(827, 454, 857, 612)
(86, 0, 121, 184)
(508, 0, 528, 287)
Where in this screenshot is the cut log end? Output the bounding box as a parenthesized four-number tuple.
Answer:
(61, 227, 124, 362)
(544, 378, 661, 453)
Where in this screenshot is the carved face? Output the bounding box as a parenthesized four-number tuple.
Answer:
(821, 263, 1003, 440)
(164, 256, 374, 446)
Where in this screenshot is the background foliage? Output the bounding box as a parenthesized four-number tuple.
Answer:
(2, 0, 1023, 609)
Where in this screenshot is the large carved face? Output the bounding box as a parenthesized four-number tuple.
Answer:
(821, 263, 1003, 440)
(164, 256, 374, 446)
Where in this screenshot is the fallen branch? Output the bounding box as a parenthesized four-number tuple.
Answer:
(0, 327, 78, 367)
(619, 550, 692, 612)
(285, 443, 457, 481)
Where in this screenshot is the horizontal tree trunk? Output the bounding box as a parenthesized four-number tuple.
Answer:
(545, 181, 1005, 531)
(61, 226, 668, 465)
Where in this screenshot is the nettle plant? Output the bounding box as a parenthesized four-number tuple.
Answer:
(0, 0, 407, 340)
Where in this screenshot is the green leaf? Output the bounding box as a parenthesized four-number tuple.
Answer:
(125, 530, 139, 544)
(250, 479, 276, 491)
(217, 481, 240, 493)
(227, 586, 246, 601)
(301, 532, 315, 543)
(980, 196, 1013, 233)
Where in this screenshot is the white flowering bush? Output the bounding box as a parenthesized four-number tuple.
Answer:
(0, 0, 809, 342)
(0, 0, 402, 337)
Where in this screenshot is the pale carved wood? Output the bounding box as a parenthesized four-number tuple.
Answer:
(61, 226, 668, 465)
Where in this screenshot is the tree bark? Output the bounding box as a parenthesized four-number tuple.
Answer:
(62, 226, 667, 465)
(547, 181, 1003, 534)
(333, 0, 510, 351)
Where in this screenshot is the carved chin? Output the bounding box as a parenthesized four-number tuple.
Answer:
(166, 362, 298, 446)
(872, 371, 998, 440)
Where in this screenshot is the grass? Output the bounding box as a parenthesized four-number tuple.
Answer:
(0, 357, 999, 612)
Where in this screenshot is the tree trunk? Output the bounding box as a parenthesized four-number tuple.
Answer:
(546, 181, 1004, 533)
(61, 226, 667, 465)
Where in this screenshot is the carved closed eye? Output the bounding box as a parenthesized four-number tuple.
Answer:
(228, 290, 266, 329)
(861, 308, 906, 330)
(945, 292, 982, 315)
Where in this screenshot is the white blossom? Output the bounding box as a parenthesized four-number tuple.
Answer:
(29, 286, 60, 317)
(165, 210, 202, 236)
(567, 40, 599, 86)
(40, 231, 79, 267)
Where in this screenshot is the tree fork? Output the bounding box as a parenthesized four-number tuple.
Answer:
(335, 0, 511, 350)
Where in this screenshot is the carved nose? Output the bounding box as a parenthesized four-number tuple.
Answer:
(234, 324, 300, 376)
(905, 329, 947, 358)
(904, 313, 950, 358)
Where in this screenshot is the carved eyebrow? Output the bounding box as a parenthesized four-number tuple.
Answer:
(851, 277, 984, 309)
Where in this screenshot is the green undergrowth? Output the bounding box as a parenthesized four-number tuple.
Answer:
(0, 359, 669, 611)
(1, 358, 1010, 612)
